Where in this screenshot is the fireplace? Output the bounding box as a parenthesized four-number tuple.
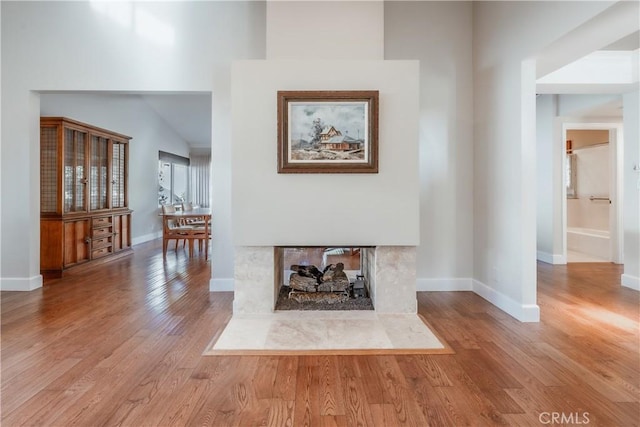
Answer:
(215, 59, 427, 351)
(274, 247, 374, 310)
(205, 244, 450, 353)
(233, 246, 417, 314)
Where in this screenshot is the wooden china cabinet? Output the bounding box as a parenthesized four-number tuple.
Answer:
(40, 117, 133, 278)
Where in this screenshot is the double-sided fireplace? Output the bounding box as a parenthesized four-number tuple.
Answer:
(275, 247, 374, 311)
(233, 246, 417, 315)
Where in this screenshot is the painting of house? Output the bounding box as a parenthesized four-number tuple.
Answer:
(319, 126, 342, 142)
(320, 134, 363, 152)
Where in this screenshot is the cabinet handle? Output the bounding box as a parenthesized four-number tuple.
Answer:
(111, 179, 117, 184)
(84, 237, 92, 244)
(80, 178, 88, 185)
(113, 232, 118, 236)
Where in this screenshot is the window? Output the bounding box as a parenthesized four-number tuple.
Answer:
(158, 151, 190, 206)
(189, 152, 211, 208)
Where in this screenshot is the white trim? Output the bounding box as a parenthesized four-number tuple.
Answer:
(210, 278, 234, 292)
(472, 280, 540, 322)
(416, 278, 472, 292)
(621, 274, 640, 291)
(1, 275, 43, 291)
(536, 251, 566, 265)
(132, 231, 162, 246)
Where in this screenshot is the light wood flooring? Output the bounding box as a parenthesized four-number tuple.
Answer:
(1, 240, 638, 426)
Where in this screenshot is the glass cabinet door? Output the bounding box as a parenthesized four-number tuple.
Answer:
(40, 126, 59, 213)
(90, 136, 109, 211)
(111, 141, 127, 208)
(63, 128, 88, 213)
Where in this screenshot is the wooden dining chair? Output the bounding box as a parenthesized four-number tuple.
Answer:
(181, 202, 211, 255)
(162, 204, 191, 256)
(181, 202, 206, 226)
(162, 204, 210, 258)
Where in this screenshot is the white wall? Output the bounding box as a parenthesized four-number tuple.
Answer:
(558, 94, 622, 116)
(536, 95, 558, 263)
(0, 2, 3, 283)
(384, 1, 474, 288)
(231, 60, 419, 246)
(40, 93, 191, 244)
(1, 1, 266, 290)
(227, 0, 417, 304)
(473, 1, 620, 321)
(267, 1, 383, 60)
(622, 89, 640, 290)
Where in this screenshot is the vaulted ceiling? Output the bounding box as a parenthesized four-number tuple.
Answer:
(141, 93, 212, 149)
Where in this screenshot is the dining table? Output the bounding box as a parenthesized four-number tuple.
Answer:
(160, 208, 212, 259)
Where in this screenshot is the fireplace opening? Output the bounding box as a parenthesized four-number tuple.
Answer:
(275, 247, 374, 311)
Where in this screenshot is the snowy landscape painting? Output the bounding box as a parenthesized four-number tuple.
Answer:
(277, 91, 379, 173)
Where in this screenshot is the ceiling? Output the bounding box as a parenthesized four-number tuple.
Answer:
(535, 28, 638, 115)
(601, 30, 640, 50)
(142, 93, 212, 149)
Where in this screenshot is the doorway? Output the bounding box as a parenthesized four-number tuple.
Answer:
(562, 123, 623, 264)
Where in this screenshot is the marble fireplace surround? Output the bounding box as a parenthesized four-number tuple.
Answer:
(206, 245, 448, 353)
(233, 246, 418, 314)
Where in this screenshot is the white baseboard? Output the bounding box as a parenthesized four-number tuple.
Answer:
(621, 274, 640, 291)
(537, 251, 566, 265)
(472, 279, 540, 322)
(210, 278, 234, 292)
(1, 275, 43, 291)
(416, 278, 472, 291)
(132, 231, 162, 246)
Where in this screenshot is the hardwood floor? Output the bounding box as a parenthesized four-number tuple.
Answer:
(2, 240, 638, 426)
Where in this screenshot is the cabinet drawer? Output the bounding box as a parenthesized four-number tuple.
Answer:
(92, 246, 112, 259)
(92, 236, 112, 250)
(93, 216, 112, 227)
(92, 226, 113, 238)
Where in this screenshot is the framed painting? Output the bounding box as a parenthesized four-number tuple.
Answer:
(277, 90, 379, 173)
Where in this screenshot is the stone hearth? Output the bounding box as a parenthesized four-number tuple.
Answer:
(205, 311, 447, 354)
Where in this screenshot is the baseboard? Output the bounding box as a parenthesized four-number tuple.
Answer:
(1, 275, 43, 291)
(416, 278, 473, 291)
(132, 231, 162, 246)
(537, 251, 565, 265)
(472, 279, 540, 322)
(621, 274, 640, 291)
(210, 278, 234, 292)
